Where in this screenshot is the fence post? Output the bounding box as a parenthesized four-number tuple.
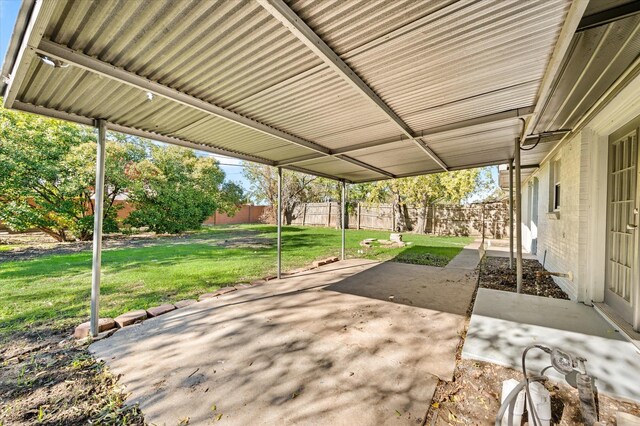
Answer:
(389, 204, 394, 231)
(327, 201, 331, 227)
(356, 203, 361, 230)
(432, 204, 437, 234)
(302, 203, 306, 226)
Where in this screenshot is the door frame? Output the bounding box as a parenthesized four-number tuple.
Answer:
(604, 116, 640, 330)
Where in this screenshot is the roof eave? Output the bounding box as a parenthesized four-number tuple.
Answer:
(0, 0, 35, 96)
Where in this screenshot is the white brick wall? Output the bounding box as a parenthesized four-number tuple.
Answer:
(521, 133, 584, 300)
(516, 71, 640, 327)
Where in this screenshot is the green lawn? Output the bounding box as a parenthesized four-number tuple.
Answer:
(0, 225, 472, 336)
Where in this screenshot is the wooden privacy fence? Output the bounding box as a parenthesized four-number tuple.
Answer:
(290, 202, 509, 238)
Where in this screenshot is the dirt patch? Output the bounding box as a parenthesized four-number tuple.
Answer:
(479, 256, 570, 299)
(426, 358, 640, 425)
(0, 328, 144, 425)
(0, 229, 270, 262)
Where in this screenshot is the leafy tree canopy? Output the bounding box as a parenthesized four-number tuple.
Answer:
(0, 103, 243, 239)
(125, 145, 244, 233)
(0, 102, 141, 241)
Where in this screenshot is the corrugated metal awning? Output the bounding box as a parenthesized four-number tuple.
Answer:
(2, 0, 636, 182)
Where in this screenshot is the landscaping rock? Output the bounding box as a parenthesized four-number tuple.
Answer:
(146, 304, 176, 317)
(174, 299, 197, 309)
(390, 233, 403, 243)
(198, 292, 217, 301)
(114, 309, 147, 328)
(198, 286, 237, 301)
(250, 280, 266, 286)
(264, 275, 278, 281)
(312, 260, 327, 268)
(73, 318, 116, 339)
(215, 286, 238, 295)
(325, 256, 339, 263)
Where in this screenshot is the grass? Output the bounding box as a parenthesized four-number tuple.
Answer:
(0, 225, 472, 336)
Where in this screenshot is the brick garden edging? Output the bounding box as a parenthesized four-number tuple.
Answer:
(73, 256, 341, 340)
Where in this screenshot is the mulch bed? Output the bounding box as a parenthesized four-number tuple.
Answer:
(0, 328, 144, 425)
(479, 256, 570, 299)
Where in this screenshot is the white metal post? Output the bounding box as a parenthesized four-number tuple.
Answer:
(509, 159, 514, 269)
(276, 167, 282, 279)
(90, 119, 107, 337)
(515, 140, 523, 293)
(341, 181, 346, 261)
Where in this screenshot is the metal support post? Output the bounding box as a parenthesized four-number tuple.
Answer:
(509, 159, 514, 269)
(90, 119, 107, 337)
(341, 181, 346, 260)
(515, 140, 523, 292)
(277, 167, 282, 279)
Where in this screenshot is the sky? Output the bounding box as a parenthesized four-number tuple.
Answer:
(0, 0, 498, 200)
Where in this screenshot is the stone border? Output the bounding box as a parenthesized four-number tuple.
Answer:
(73, 256, 342, 340)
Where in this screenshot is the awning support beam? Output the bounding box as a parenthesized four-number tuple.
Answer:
(35, 39, 330, 156)
(276, 167, 282, 279)
(35, 40, 392, 180)
(12, 100, 356, 182)
(335, 155, 396, 178)
(90, 119, 107, 337)
(577, 2, 640, 32)
(257, 0, 449, 171)
(275, 106, 535, 167)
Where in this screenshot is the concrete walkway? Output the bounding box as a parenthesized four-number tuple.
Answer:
(91, 257, 477, 425)
(463, 288, 640, 402)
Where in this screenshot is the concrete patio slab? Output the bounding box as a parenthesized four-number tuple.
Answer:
(462, 288, 640, 402)
(91, 259, 477, 425)
(483, 238, 537, 260)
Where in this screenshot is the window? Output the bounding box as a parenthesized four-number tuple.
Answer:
(550, 159, 561, 212)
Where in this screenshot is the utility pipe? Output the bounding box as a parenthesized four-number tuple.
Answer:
(90, 119, 107, 337)
(277, 167, 282, 279)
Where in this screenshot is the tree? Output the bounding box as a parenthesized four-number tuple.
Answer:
(243, 163, 318, 224)
(366, 168, 487, 232)
(126, 145, 243, 233)
(0, 104, 140, 241)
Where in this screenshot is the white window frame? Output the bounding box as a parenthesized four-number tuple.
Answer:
(548, 158, 561, 214)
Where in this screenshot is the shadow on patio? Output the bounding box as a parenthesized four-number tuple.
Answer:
(90, 258, 477, 425)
